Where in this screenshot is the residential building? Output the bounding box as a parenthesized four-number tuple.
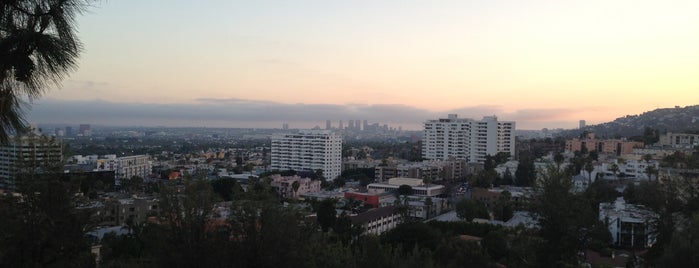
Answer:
(380, 195, 448, 220)
(0, 134, 62, 190)
(95, 155, 152, 186)
(599, 197, 658, 248)
(344, 191, 395, 208)
(422, 114, 515, 163)
(658, 132, 699, 148)
(351, 206, 403, 236)
(565, 132, 644, 156)
(79, 196, 159, 226)
(269, 174, 321, 199)
(270, 130, 342, 180)
(367, 177, 445, 197)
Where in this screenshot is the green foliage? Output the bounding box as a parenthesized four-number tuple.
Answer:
(210, 178, 242, 201)
(656, 213, 699, 267)
(381, 221, 444, 254)
(455, 198, 489, 221)
(316, 199, 337, 232)
(497, 167, 514, 186)
(534, 166, 596, 267)
(0, 0, 89, 142)
(0, 178, 95, 267)
(515, 151, 537, 187)
(396, 184, 413, 196)
(661, 151, 699, 169)
(473, 169, 498, 188)
(583, 179, 620, 213)
(493, 190, 514, 221)
(433, 238, 494, 268)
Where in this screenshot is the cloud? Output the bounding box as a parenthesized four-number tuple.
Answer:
(63, 80, 111, 92)
(26, 98, 585, 130)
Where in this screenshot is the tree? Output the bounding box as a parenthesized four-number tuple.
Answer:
(291, 180, 300, 197)
(316, 199, 336, 232)
(493, 190, 514, 221)
(0, 1, 89, 142)
(584, 160, 595, 184)
(553, 153, 565, 171)
(148, 176, 232, 267)
(497, 167, 514, 186)
(455, 198, 488, 222)
(396, 184, 413, 196)
(474, 169, 498, 188)
(533, 166, 595, 267)
(610, 163, 620, 179)
(434, 237, 495, 267)
(210, 178, 242, 201)
(515, 152, 537, 187)
(656, 213, 699, 267)
(645, 165, 658, 181)
(0, 178, 95, 267)
(424, 197, 434, 219)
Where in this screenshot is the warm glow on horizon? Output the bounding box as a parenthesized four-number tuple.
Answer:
(37, 0, 699, 129)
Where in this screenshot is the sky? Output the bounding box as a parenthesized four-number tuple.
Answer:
(27, 0, 699, 130)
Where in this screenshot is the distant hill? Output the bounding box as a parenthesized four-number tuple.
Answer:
(557, 105, 699, 138)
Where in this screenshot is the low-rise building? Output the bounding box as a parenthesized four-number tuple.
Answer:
(367, 177, 445, 197)
(269, 174, 321, 199)
(380, 195, 448, 220)
(343, 191, 394, 208)
(351, 206, 403, 236)
(658, 132, 699, 148)
(79, 195, 159, 226)
(374, 159, 471, 182)
(600, 197, 658, 248)
(565, 133, 644, 156)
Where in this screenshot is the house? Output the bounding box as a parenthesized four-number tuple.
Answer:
(269, 174, 321, 199)
(600, 197, 658, 248)
(351, 206, 403, 236)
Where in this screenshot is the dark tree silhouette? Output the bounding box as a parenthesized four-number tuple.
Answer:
(0, 0, 89, 142)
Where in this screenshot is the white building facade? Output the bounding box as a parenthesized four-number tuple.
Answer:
(422, 114, 515, 163)
(95, 155, 151, 185)
(270, 130, 342, 180)
(600, 197, 658, 248)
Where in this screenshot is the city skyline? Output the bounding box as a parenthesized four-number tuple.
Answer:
(27, 0, 699, 130)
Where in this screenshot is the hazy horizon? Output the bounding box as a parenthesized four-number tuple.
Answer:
(29, 98, 692, 131)
(27, 1, 699, 130)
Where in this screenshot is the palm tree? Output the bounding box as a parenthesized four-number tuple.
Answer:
(645, 166, 658, 181)
(0, 1, 88, 143)
(584, 161, 595, 184)
(610, 163, 620, 179)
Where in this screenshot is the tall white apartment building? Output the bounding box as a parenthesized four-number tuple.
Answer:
(422, 114, 515, 163)
(0, 135, 63, 190)
(271, 130, 342, 180)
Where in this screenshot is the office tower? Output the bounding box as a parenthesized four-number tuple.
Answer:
(0, 134, 62, 190)
(271, 130, 342, 180)
(283, 123, 289, 130)
(339, 120, 344, 130)
(326, 120, 332, 130)
(363, 120, 368, 131)
(579, 120, 586, 129)
(348, 120, 355, 130)
(79, 124, 91, 136)
(422, 114, 515, 163)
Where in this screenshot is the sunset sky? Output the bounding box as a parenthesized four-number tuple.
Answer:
(29, 0, 699, 130)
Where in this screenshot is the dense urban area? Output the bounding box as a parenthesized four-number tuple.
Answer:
(2, 1, 699, 267)
(1, 107, 699, 267)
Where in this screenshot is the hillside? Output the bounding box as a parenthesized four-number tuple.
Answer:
(558, 105, 699, 138)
